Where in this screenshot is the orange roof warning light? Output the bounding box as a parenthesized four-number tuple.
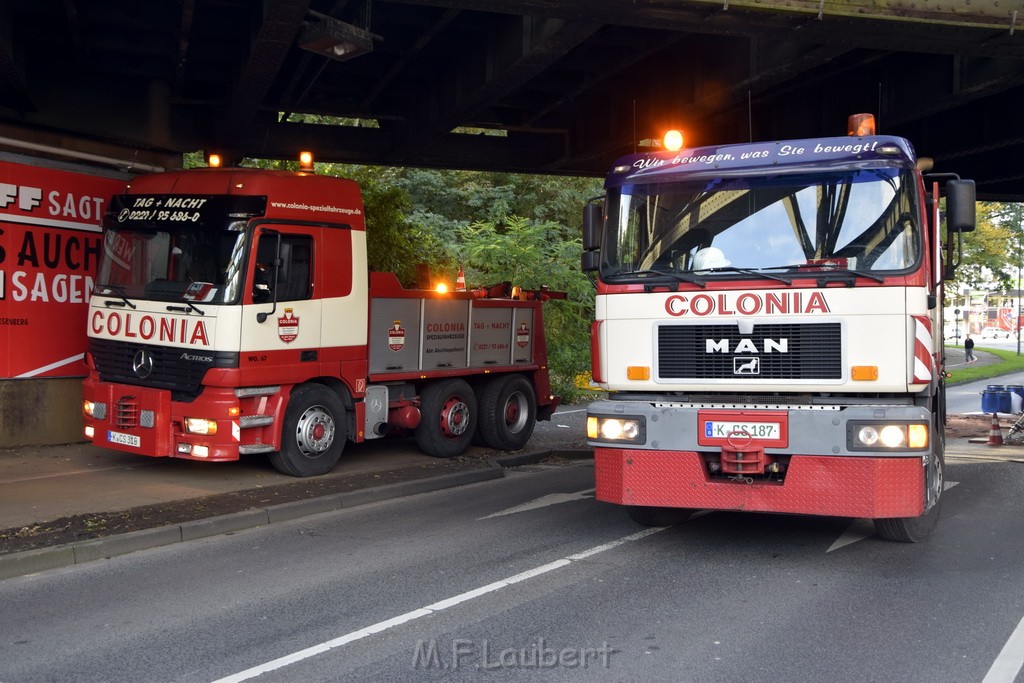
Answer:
(847, 113, 876, 137)
(663, 129, 684, 152)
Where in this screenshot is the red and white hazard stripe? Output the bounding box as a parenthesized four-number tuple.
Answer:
(911, 315, 933, 384)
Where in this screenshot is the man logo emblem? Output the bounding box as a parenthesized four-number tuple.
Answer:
(733, 357, 760, 375)
(132, 350, 154, 379)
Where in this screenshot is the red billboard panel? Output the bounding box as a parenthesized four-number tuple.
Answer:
(0, 160, 127, 378)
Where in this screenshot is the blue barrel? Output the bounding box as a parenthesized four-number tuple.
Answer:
(1008, 385, 1024, 413)
(986, 384, 1008, 392)
(982, 389, 1012, 414)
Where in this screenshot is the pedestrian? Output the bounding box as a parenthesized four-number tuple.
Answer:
(965, 334, 976, 364)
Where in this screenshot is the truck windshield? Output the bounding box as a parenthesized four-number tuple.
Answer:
(94, 224, 247, 305)
(601, 168, 919, 278)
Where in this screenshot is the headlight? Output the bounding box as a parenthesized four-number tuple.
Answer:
(83, 400, 106, 420)
(587, 415, 645, 444)
(848, 422, 928, 451)
(184, 417, 218, 436)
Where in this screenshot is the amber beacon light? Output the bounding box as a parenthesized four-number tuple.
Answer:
(663, 129, 685, 152)
(847, 113, 876, 136)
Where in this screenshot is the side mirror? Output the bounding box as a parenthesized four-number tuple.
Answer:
(581, 202, 603, 273)
(946, 179, 976, 233)
(582, 203, 602, 251)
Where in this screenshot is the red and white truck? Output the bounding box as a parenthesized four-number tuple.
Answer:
(582, 115, 975, 541)
(82, 164, 560, 476)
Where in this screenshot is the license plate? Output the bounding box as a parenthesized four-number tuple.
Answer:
(107, 430, 141, 447)
(704, 421, 781, 440)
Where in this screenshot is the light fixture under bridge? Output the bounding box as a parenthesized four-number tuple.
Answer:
(299, 13, 379, 62)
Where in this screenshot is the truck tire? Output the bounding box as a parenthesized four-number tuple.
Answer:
(416, 379, 477, 458)
(477, 374, 536, 451)
(873, 426, 944, 542)
(269, 384, 346, 477)
(626, 505, 692, 527)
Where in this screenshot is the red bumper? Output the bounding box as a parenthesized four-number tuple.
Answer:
(83, 378, 245, 462)
(594, 448, 924, 519)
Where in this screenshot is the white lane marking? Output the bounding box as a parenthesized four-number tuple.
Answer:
(983, 614, 1024, 683)
(555, 408, 589, 416)
(827, 519, 876, 553)
(826, 481, 959, 552)
(480, 488, 596, 519)
(212, 527, 668, 683)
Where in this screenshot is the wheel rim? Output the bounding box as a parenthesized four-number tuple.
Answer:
(439, 396, 470, 439)
(503, 390, 529, 434)
(294, 404, 336, 457)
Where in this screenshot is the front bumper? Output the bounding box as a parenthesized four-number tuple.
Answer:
(594, 449, 924, 518)
(83, 378, 244, 462)
(588, 398, 929, 518)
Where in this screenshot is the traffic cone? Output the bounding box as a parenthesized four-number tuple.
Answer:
(456, 267, 466, 291)
(987, 413, 1004, 446)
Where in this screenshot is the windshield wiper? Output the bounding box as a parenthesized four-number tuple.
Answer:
(166, 300, 205, 316)
(604, 269, 707, 288)
(782, 262, 885, 284)
(694, 266, 793, 285)
(95, 283, 137, 309)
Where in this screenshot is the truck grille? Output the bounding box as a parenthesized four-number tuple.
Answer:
(116, 396, 140, 428)
(658, 323, 842, 380)
(89, 338, 238, 400)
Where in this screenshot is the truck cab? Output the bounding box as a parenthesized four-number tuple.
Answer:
(582, 121, 975, 541)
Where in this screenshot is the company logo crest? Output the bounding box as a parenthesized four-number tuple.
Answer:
(132, 349, 154, 379)
(516, 322, 531, 348)
(388, 321, 406, 352)
(278, 308, 299, 344)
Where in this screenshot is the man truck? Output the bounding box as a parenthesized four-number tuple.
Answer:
(582, 115, 975, 542)
(82, 162, 559, 476)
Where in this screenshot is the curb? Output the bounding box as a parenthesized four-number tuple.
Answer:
(0, 459, 526, 581)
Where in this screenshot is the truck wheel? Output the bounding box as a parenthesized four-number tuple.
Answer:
(873, 427, 944, 542)
(477, 374, 536, 451)
(416, 379, 477, 458)
(626, 505, 692, 527)
(269, 384, 346, 477)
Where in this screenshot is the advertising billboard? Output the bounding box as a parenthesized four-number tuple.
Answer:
(0, 158, 127, 378)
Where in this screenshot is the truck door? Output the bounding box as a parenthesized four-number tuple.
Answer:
(239, 227, 322, 381)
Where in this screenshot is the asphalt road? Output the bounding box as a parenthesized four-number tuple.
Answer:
(3, 457, 1024, 682)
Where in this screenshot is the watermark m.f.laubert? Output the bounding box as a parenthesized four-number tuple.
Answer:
(412, 638, 616, 671)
